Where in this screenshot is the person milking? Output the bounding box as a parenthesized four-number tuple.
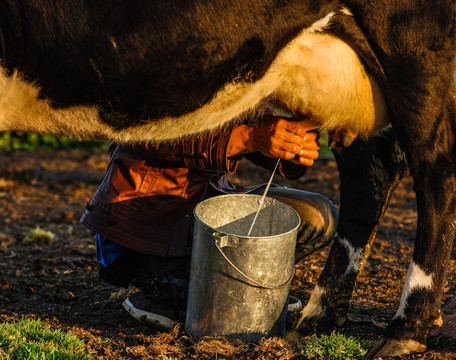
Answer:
(80, 106, 338, 330)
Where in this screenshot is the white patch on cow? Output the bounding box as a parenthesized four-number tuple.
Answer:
(0, 10, 389, 144)
(339, 237, 364, 274)
(394, 261, 434, 319)
(295, 285, 326, 328)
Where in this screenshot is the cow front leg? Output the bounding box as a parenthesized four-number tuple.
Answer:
(287, 128, 408, 340)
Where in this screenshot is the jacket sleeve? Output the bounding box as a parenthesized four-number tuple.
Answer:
(178, 126, 307, 178)
(180, 130, 241, 174)
(132, 130, 242, 174)
(126, 129, 306, 178)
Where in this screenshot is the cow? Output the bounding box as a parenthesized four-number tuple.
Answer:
(0, 1, 455, 359)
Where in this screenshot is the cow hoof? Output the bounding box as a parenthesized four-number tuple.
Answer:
(285, 315, 329, 344)
(291, 315, 322, 336)
(365, 337, 427, 359)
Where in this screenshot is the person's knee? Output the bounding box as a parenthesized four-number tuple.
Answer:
(295, 197, 338, 262)
(264, 187, 338, 262)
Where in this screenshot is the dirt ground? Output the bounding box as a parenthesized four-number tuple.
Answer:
(0, 149, 455, 359)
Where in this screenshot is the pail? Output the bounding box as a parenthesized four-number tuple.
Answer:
(185, 194, 300, 342)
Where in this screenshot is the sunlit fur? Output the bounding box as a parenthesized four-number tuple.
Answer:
(0, 70, 102, 138)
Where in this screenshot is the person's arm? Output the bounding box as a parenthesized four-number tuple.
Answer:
(137, 113, 320, 176)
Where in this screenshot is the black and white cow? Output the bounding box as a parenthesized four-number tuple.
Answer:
(0, 1, 455, 358)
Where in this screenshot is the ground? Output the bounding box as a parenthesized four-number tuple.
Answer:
(0, 149, 455, 359)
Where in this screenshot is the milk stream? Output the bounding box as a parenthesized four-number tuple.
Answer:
(247, 158, 280, 236)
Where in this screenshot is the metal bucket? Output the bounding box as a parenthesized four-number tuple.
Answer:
(185, 194, 300, 342)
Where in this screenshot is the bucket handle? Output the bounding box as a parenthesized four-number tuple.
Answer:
(214, 234, 295, 290)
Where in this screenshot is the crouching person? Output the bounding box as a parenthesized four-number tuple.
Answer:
(80, 109, 338, 330)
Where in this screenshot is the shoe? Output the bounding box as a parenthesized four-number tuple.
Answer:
(122, 273, 188, 331)
(288, 295, 302, 313)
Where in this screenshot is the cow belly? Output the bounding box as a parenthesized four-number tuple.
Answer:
(0, 20, 389, 144)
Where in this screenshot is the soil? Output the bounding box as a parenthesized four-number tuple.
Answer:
(0, 149, 455, 359)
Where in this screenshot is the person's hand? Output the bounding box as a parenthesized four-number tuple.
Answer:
(227, 117, 320, 166)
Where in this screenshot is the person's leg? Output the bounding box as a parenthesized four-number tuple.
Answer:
(122, 255, 191, 330)
(95, 233, 190, 330)
(96, 234, 147, 287)
(249, 187, 339, 263)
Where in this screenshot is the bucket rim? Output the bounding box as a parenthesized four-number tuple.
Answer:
(193, 193, 301, 239)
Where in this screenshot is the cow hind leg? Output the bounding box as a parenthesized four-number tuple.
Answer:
(365, 94, 456, 359)
(287, 127, 408, 340)
(367, 189, 456, 358)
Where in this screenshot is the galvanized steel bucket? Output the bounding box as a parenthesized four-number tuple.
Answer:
(185, 194, 300, 342)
